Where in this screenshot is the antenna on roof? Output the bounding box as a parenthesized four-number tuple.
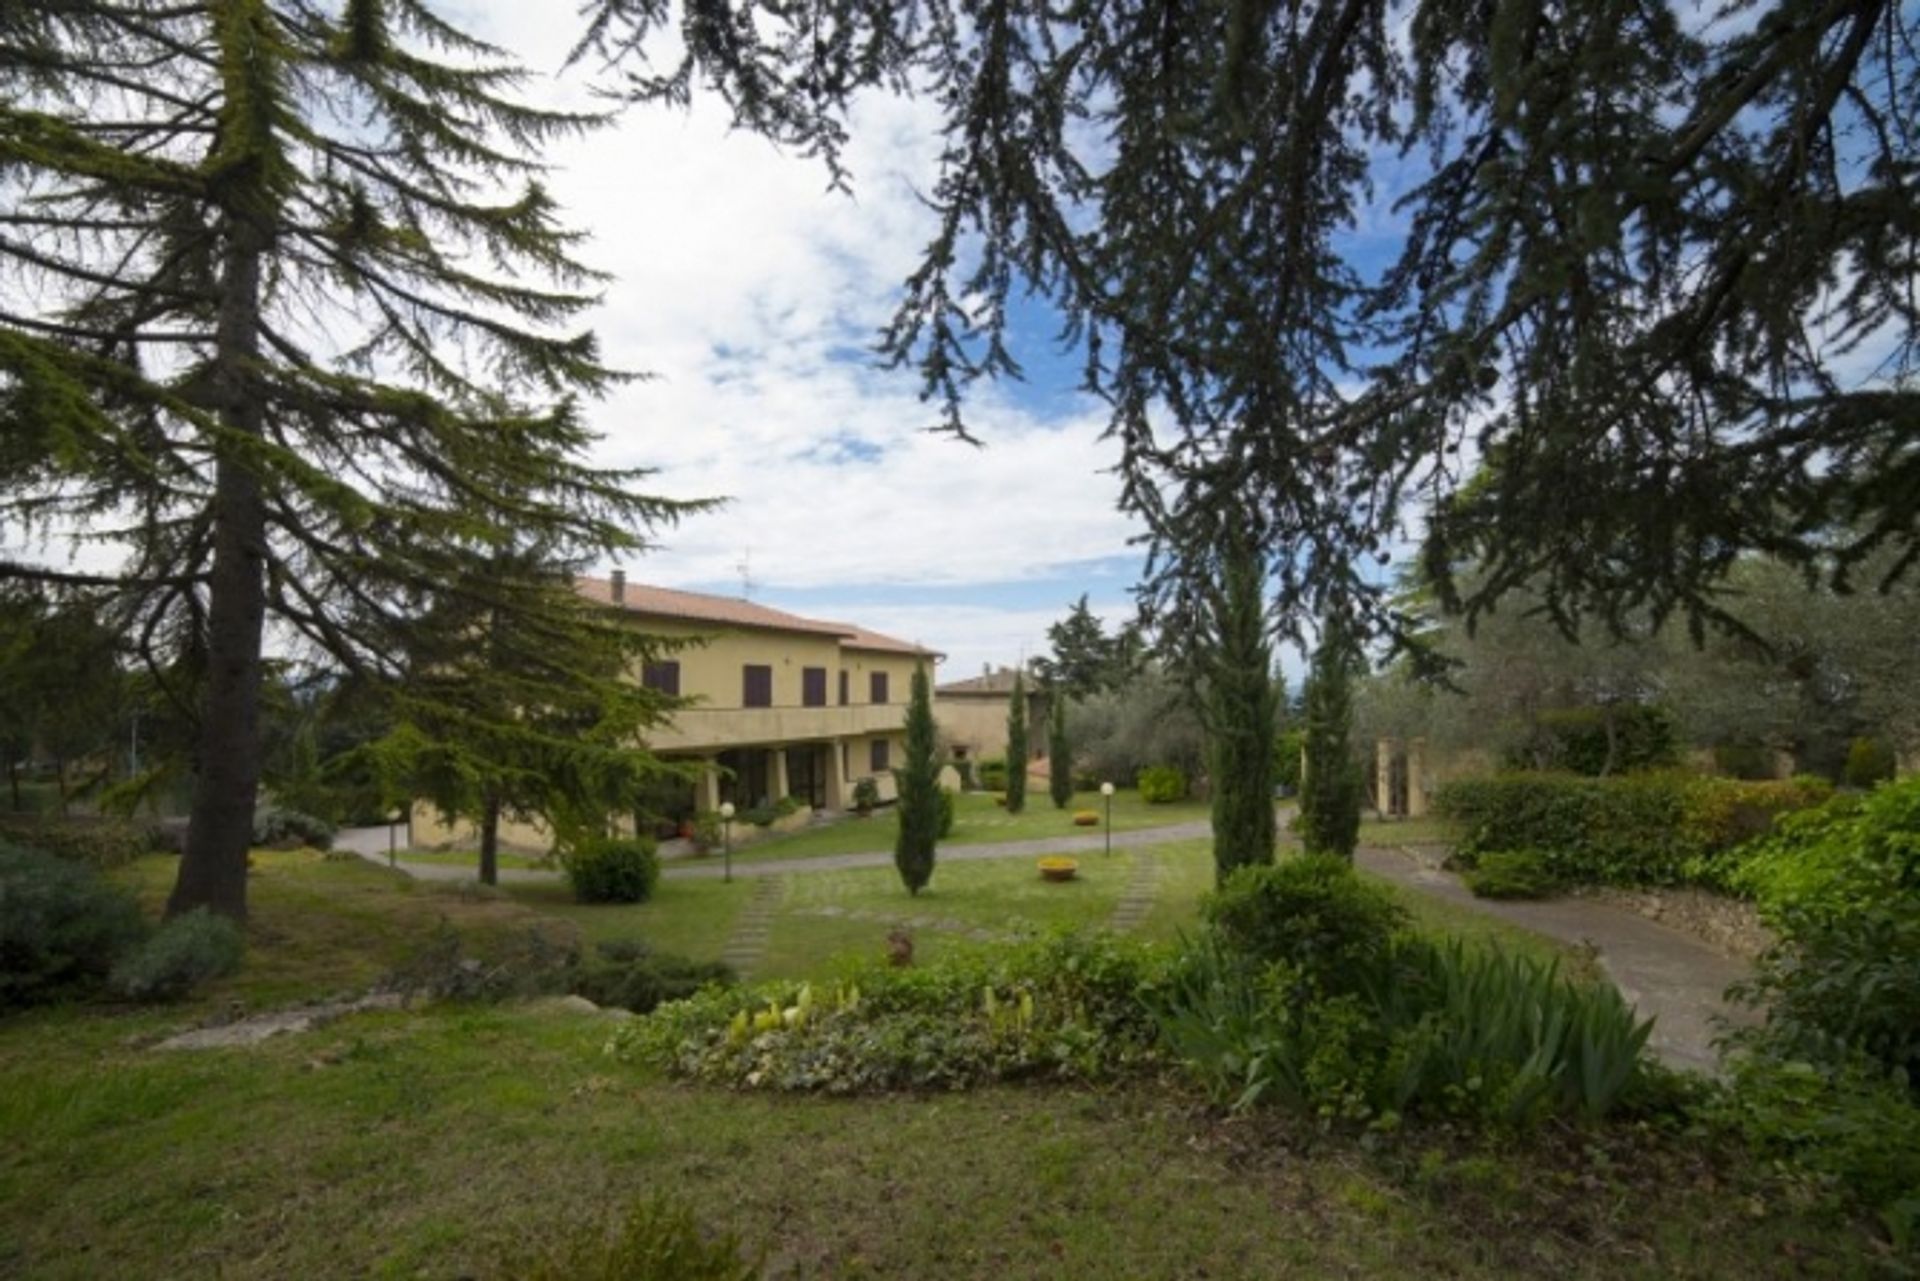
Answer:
(736, 548, 755, 600)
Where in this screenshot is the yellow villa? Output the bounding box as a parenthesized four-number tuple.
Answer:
(411, 572, 941, 852)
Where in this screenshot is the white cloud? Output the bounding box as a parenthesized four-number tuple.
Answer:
(462, 6, 1142, 608)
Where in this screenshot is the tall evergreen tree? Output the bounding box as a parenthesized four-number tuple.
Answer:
(893, 662, 940, 895)
(1206, 538, 1278, 883)
(1047, 691, 1073, 810)
(1004, 671, 1029, 814)
(1031, 596, 1134, 700)
(1299, 612, 1362, 861)
(583, 0, 1920, 647)
(365, 547, 676, 885)
(1, 2, 696, 919)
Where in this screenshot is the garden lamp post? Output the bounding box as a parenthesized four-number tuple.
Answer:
(719, 802, 735, 883)
(1101, 781, 1115, 857)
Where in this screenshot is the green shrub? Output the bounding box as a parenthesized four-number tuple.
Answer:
(506, 1195, 760, 1281)
(571, 940, 734, 1014)
(949, 758, 976, 789)
(936, 787, 956, 838)
(738, 803, 779, 827)
(0, 840, 148, 1008)
(252, 806, 337, 850)
(1463, 849, 1562, 899)
(976, 757, 1008, 791)
(1728, 776, 1918, 922)
(1702, 1054, 1920, 1250)
(1137, 764, 1187, 803)
(1202, 856, 1407, 989)
(1152, 932, 1655, 1126)
(689, 812, 722, 852)
(0, 816, 155, 869)
(1844, 736, 1898, 789)
(851, 777, 881, 813)
(1435, 771, 1830, 887)
(564, 837, 661, 904)
(615, 932, 1164, 1093)
(109, 908, 244, 1002)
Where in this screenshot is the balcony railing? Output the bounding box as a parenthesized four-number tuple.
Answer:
(645, 702, 903, 752)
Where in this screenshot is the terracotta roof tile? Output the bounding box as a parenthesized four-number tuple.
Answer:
(577, 578, 941, 659)
(576, 577, 852, 638)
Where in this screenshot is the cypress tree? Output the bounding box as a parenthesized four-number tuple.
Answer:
(1004, 671, 1029, 814)
(1299, 613, 1362, 862)
(1207, 539, 1278, 884)
(0, 2, 696, 919)
(1047, 691, 1073, 810)
(893, 663, 940, 895)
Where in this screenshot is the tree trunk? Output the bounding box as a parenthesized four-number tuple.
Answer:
(168, 202, 271, 922)
(6, 759, 19, 813)
(54, 757, 68, 817)
(478, 789, 501, 886)
(1599, 705, 1619, 778)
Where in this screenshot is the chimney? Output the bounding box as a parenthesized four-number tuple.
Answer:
(610, 568, 626, 604)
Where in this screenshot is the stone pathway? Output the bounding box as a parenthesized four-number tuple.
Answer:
(1355, 845, 1756, 1074)
(1107, 849, 1160, 934)
(720, 876, 785, 977)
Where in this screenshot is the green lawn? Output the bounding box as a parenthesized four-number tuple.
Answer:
(0, 853, 1881, 1277)
(391, 847, 551, 871)
(718, 787, 1208, 865)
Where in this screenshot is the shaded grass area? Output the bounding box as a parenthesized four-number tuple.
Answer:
(389, 847, 551, 871)
(720, 788, 1208, 865)
(0, 1000, 1879, 1280)
(115, 851, 576, 1008)
(504, 874, 749, 962)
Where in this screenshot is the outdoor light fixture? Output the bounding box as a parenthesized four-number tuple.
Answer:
(719, 801, 736, 883)
(1100, 781, 1115, 857)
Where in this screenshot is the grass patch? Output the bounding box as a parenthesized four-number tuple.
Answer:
(503, 875, 747, 964)
(389, 847, 551, 871)
(722, 789, 1208, 865)
(113, 851, 575, 1008)
(0, 1001, 1881, 1279)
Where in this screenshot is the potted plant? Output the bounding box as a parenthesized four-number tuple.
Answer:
(1037, 856, 1078, 883)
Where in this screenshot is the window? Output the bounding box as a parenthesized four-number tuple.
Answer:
(742, 664, 773, 708)
(870, 738, 890, 772)
(870, 671, 889, 704)
(640, 661, 680, 696)
(838, 669, 849, 706)
(802, 667, 827, 707)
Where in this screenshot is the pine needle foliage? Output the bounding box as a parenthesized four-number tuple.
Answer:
(583, 0, 1920, 649)
(356, 546, 685, 886)
(893, 662, 939, 895)
(1047, 691, 1073, 810)
(1, 2, 703, 919)
(1299, 612, 1362, 862)
(1206, 537, 1278, 884)
(1004, 670, 1029, 814)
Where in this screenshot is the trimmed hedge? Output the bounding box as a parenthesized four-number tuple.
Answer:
(1436, 772, 1831, 887)
(564, 837, 661, 904)
(0, 816, 155, 870)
